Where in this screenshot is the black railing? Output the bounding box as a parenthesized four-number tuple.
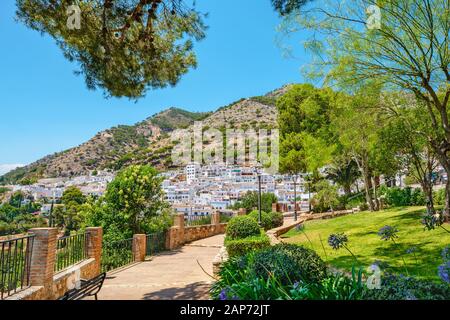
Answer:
(184, 215, 211, 227)
(146, 232, 166, 257)
(0, 234, 35, 299)
(55, 233, 89, 272)
(101, 238, 134, 273)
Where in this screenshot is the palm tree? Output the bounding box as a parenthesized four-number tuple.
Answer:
(326, 158, 360, 196)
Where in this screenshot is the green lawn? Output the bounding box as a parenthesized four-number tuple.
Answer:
(281, 207, 450, 281)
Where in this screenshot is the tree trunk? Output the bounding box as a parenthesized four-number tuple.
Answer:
(445, 179, 450, 222)
(421, 182, 435, 215)
(432, 148, 450, 221)
(372, 176, 380, 211)
(363, 166, 375, 211)
(344, 184, 352, 195)
(355, 154, 375, 211)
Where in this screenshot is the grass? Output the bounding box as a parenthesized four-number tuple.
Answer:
(281, 206, 450, 281)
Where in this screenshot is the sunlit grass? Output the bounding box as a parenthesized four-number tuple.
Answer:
(281, 206, 450, 281)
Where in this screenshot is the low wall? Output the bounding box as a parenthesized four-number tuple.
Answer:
(166, 212, 228, 250)
(184, 223, 227, 243)
(268, 209, 356, 243)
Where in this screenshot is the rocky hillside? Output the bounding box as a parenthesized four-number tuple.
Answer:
(0, 86, 290, 184)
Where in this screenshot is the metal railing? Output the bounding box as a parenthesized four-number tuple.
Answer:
(0, 234, 35, 299)
(146, 232, 166, 257)
(101, 238, 134, 273)
(184, 215, 211, 227)
(55, 233, 89, 272)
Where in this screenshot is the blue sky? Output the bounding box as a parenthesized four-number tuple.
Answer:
(0, 0, 310, 167)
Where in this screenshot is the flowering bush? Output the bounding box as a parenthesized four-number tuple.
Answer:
(378, 225, 399, 241)
(438, 246, 450, 284)
(328, 233, 348, 250)
(361, 274, 450, 300)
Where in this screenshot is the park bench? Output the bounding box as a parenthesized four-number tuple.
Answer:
(59, 272, 106, 300)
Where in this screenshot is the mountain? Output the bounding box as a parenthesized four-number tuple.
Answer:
(0, 85, 290, 185)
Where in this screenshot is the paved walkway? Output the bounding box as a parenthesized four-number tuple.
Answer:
(97, 234, 224, 300)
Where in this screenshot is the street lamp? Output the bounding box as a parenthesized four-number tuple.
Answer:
(292, 174, 299, 221)
(49, 190, 56, 228)
(255, 161, 263, 226)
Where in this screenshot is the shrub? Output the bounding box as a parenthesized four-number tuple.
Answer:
(225, 234, 271, 258)
(211, 254, 292, 300)
(248, 210, 284, 230)
(311, 181, 340, 213)
(226, 216, 261, 240)
(270, 211, 284, 228)
(289, 267, 365, 300)
(232, 192, 278, 213)
(259, 244, 327, 284)
(411, 188, 426, 206)
(361, 274, 450, 300)
(433, 188, 446, 206)
(381, 187, 425, 207)
(248, 210, 272, 230)
(212, 243, 331, 300)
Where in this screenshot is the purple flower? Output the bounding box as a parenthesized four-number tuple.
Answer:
(406, 247, 417, 254)
(219, 289, 228, 300)
(438, 261, 450, 284)
(328, 233, 348, 250)
(378, 225, 399, 241)
(441, 246, 450, 262)
(293, 281, 300, 289)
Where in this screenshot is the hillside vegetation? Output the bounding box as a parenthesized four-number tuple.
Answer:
(1, 86, 288, 184)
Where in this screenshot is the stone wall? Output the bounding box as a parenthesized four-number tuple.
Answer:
(184, 223, 227, 243)
(165, 212, 227, 250)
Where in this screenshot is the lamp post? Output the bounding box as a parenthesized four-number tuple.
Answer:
(293, 175, 298, 221)
(255, 162, 263, 226)
(308, 180, 312, 213)
(49, 190, 55, 227)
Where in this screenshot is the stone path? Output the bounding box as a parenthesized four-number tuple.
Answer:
(97, 234, 224, 300)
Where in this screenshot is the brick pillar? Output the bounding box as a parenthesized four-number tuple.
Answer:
(133, 234, 146, 262)
(272, 203, 278, 213)
(238, 208, 246, 216)
(165, 214, 185, 250)
(86, 227, 103, 276)
(28, 228, 58, 298)
(173, 213, 185, 228)
(211, 212, 220, 225)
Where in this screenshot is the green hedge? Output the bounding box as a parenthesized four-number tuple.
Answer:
(225, 234, 271, 258)
(248, 210, 284, 231)
(270, 212, 284, 228)
(248, 210, 272, 230)
(226, 216, 261, 240)
(379, 186, 426, 207)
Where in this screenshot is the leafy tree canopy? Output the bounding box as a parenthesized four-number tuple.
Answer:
(271, 0, 313, 15)
(62, 186, 86, 206)
(16, 0, 206, 99)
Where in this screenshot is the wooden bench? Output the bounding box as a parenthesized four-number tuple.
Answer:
(59, 272, 106, 300)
